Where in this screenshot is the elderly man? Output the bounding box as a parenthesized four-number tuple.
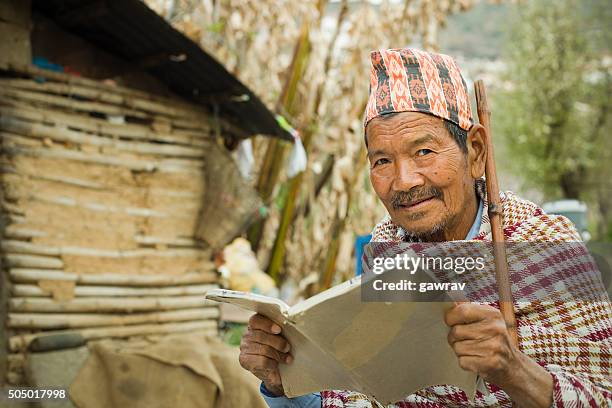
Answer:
(238, 48, 612, 407)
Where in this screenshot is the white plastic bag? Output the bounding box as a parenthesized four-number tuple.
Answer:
(287, 135, 307, 178)
(276, 114, 307, 178)
(235, 139, 255, 179)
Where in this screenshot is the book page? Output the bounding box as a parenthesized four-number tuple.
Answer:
(293, 298, 475, 403)
(205, 289, 289, 325)
(206, 280, 476, 404)
(286, 273, 476, 403)
(205, 288, 357, 395)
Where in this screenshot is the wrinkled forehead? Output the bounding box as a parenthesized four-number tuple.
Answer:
(365, 111, 447, 147)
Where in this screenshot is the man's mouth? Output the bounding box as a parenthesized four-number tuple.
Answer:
(396, 196, 435, 210)
(391, 186, 444, 211)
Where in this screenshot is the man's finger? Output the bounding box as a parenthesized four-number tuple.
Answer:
(457, 355, 480, 373)
(250, 356, 283, 386)
(239, 353, 278, 375)
(445, 303, 493, 326)
(247, 329, 291, 353)
(249, 314, 282, 334)
(450, 338, 488, 358)
(242, 342, 292, 363)
(447, 320, 491, 344)
(245, 354, 280, 372)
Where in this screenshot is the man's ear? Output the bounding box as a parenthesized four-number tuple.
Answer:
(466, 124, 487, 179)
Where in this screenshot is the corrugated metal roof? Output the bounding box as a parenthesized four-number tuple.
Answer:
(32, 0, 292, 140)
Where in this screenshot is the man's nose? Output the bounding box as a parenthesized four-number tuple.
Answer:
(391, 160, 425, 192)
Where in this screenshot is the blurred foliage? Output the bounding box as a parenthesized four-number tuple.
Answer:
(495, 0, 611, 240)
(440, 2, 511, 58)
(222, 323, 247, 346)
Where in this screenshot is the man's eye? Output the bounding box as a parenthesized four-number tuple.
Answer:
(374, 158, 390, 166)
(416, 149, 433, 157)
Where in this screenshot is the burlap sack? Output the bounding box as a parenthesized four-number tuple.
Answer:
(69, 334, 266, 408)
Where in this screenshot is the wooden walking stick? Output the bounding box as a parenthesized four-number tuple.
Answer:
(474, 80, 519, 348)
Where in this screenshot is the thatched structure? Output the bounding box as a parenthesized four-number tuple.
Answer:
(0, 0, 288, 385)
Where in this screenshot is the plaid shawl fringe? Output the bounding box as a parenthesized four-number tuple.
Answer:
(321, 181, 612, 407)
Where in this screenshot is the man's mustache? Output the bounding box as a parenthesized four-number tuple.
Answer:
(391, 186, 443, 210)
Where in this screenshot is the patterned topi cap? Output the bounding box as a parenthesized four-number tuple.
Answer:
(364, 47, 474, 132)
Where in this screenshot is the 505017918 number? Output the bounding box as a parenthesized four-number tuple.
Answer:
(3, 388, 68, 401)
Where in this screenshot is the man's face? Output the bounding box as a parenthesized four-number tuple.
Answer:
(366, 112, 476, 240)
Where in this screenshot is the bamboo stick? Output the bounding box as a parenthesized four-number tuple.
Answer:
(2, 240, 59, 256)
(9, 295, 216, 313)
(2, 240, 209, 259)
(8, 307, 220, 329)
(6, 214, 26, 224)
(4, 254, 63, 269)
(474, 80, 518, 348)
(248, 22, 313, 251)
(5, 64, 178, 104)
(1, 116, 207, 158)
(158, 328, 218, 340)
(3, 226, 47, 239)
(7, 353, 25, 369)
(8, 320, 218, 351)
(4, 222, 198, 251)
(13, 169, 106, 190)
(320, 217, 345, 290)
(1, 200, 24, 215)
(0, 101, 210, 147)
(6, 354, 26, 386)
(3, 66, 211, 120)
(0, 130, 43, 149)
(7, 371, 23, 385)
(318, 103, 369, 290)
(3, 66, 225, 135)
(295, 154, 335, 221)
(3, 79, 125, 105)
(0, 191, 197, 225)
(2, 142, 204, 173)
(0, 79, 182, 118)
(1, 80, 207, 120)
(11, 283, 218, 297)
(268, 1, 347, 281)
(133, 235, 196, 247)
(0, 86, 211, 135)
(9, 269, 218, 286)
(0, 87, 150, 119)
(1, 132, 45, 149)
(267, 165, 303, 282)
(2, 163, 202, 198)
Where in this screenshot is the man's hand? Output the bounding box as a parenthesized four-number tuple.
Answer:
(239, 314, 293, 397)
(445, 303, 553, 408)
(444, 302, 518, 385)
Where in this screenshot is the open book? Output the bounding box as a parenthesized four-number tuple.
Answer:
(205, 274, 476, 404)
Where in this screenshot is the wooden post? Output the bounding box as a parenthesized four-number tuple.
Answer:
(474, 80, 519, 348)
(0, 0, 31, 70)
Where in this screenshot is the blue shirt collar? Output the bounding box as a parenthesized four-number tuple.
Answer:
(465, 197, 484, 240)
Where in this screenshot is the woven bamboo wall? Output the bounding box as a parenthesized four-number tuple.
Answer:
(0, 68, 221, 384)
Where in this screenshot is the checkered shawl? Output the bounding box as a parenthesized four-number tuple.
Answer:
(321, 181, 612, 407)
